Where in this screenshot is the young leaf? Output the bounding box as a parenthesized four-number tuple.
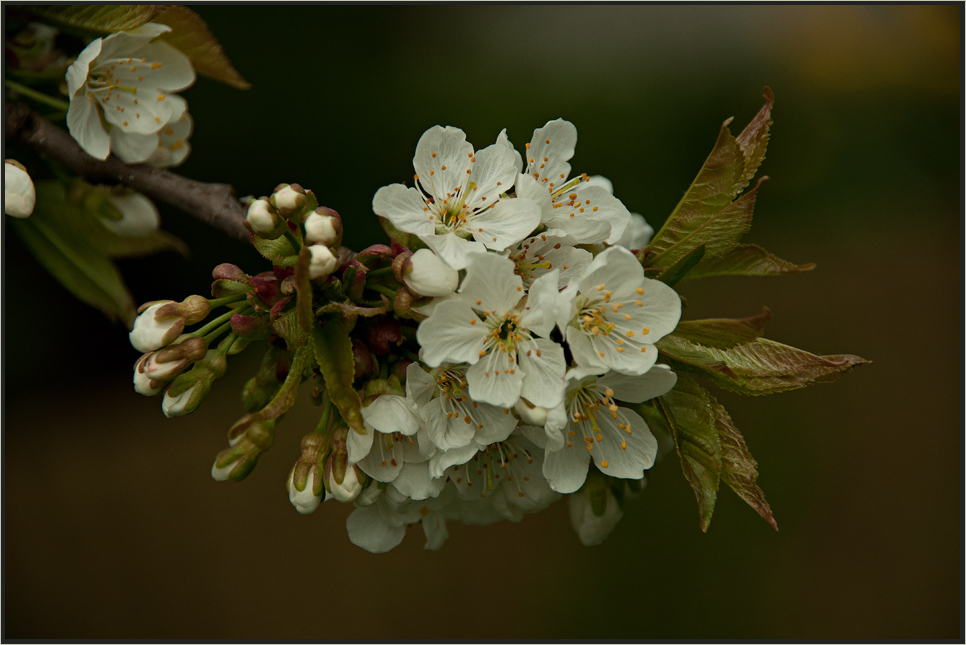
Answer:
(153, 6, 251, 90)
(253, 235, 298, 266)
(712, 397, 778, 531)
(31, 5, 161, 34)
(655, 244, 705, 287)
(684, 244, 816, 279)
(657, 336, 870, 395)
(671, 307, 772, 349)
(271, 309, 309, 351)
(656, 373, 721, 531)
(644, 89, 774, 268)
(10, 186, 138, 326)
(311, 320, 365, 435)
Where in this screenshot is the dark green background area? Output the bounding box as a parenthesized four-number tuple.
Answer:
(3, 4, 961, 640)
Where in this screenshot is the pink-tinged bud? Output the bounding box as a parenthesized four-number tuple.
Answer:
(140, 337, 208, 383)
(304, 207, 343, 247)
(248, 274, 281, 305)
(230, 313, 270, 337)
(392, 286, 415, 320)
(270, 183, 307, 218)
(352, 340, 373, 380)
(307, 245, 339, 280)
(212, 263, 248, 283)
(363, 317, 402, 355)
(401, 249, 459, 297)
(4, 159, 35, 218)
(132, 354, 164, 396)
(130, 295, 208, 353)
(245, 197, 286, 239)
(211, 418, 276, 482)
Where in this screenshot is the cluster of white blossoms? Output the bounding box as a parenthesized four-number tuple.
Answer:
(66, 23, 195, 167)
(332, 121, 683, 552)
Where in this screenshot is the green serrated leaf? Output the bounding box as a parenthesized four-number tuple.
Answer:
(711, 396, 778, 531)
(656, 373, 720, 531)
(685, 244, 816, 279)
(655, 244, 705, 287)
(311, 320, 365, 435)
(645, 89, 774, 268)
(11, 185, 137, 326)
(31, 5, 161, 34)
(657, 336, 870, 395)
(253, 235, 298, 266)
(153, 6, 251, 89)
(315, 298, 390, 320)
(271, 309, 308, 350)
(671, 307, 772, 349)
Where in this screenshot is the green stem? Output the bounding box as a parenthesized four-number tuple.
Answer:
(400, 348, 421, 363)
(366, 266, 395, 278)
(367, 284, 396, 300)
(5, 80, 70, 111)
(315, 398, 333, 434)
(207, 294, 247, 308)
(203, 322, 232, 344)
(190, 309, 239, 338)
(284, 231, 302, 253)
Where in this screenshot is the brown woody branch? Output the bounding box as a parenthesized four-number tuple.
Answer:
(5, 102, 250, 242)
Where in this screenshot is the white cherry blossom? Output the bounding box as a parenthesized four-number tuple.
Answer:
(507, 231, 592, 290)
(66, 23, 195, 163)
(512, 120, 631, 245)
(372, 126, 541, 270)
(416, 252, 566, 409)
(557, 245, 681, 378)
(542, 366, 676, 493)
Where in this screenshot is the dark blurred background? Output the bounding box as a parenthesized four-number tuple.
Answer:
(3, 4, 962, 640)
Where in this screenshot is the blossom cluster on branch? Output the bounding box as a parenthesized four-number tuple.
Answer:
(5, 8, 868, 555)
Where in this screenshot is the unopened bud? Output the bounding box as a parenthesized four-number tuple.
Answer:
(400, 249, 459, 297)
(132, 354, 164, 396)
(161, 349, 227, 417)
(211, 263, 252, 298)
(4, 159, 35, 218)
(304, 207, 343, 247)
(307, 244, 339, 280)
(287, 432, 331, 514)
(138, 337, 207, 384)
(271, 183, 307, 218)
(211, 418, 276, 481)
(287, 468, 329, 513)
(245, 197, 286, 239)
(130, 295, 211, 352)
(328, 464, 364, 503)
(514, 398, 549, 427)
(102, 189, 160, 237)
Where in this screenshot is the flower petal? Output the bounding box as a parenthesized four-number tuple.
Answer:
(422, 231, 487, 271)
(470, 197, 541, 252)
(526, 119, 577, 187)
(392, 461, 446, 500)
(458, 251, 523, 316)
(543, 439, 591, 494)
(416, 300, 485, 366)
(361, 394, 419, 436)
(597, 364, 678, 403)
(428, 442, 479, 479)
(467, 350, 523, 409)
(520, 269, 560, 338)
(518, 338, 567, 409)
(372, 183, 436, 236)
(422, 511, 449, 550)
(422, 397, 475, 452)
(413, 125, 473, 201)
(346, 505, 406, 553)
(67, 93, 110, 160)
(347, 425, 375, 465)
(496, 128, 523, 174)
(591, 407, 658, 479)
(109, 128, 159, 164)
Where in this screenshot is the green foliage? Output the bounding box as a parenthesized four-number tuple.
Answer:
(658, 335, 870, 395)
(253, 235, 298, 266)
(657, 373, 777, 531)
(685, 244, 816, 278)
(657, 374, 720, 531)
(672, 308, 772, 349)
(10, 182, 185, 327)
(31, 5, 162, 34)
(153, 6, 251, 90)
(655, 244, 705, 287)
(293, 247, 314, 332)
(311, 321, 365, 435)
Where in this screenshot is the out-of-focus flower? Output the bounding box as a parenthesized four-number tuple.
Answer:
(4, 160, 36, 218)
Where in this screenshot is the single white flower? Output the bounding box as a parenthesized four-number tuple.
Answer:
(416, 252, 566, 410)
(511, 120, 631, 245)
(307, 245, 339, 280)
(569, 480, 624, 546)
(102, 190, 160, 237)
(542, 366, 676, 493)
(66, 23, 195, 163)
(4, 160, 36, 218)
(557, 245, 681, 378)
(372, 126, 541, 270)
(507, 231, 592, 290)
(345, 483, 454, 553)
(401, 249, 459, 298)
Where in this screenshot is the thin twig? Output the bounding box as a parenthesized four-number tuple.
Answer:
(5, 102, 251, 242)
